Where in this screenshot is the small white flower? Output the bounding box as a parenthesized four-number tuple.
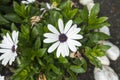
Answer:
(94, 66, 119, 80)
(44, 18, 83, 57)
(103, 41, 120, 60)
(0, 31, 19, 66)
(0, 75, 4, 80)
(97, 56, 110, 66)
(22, 0, 35, 4)
(99, 26, 110, 36)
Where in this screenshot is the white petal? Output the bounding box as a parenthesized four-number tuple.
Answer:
(44, 38, 58, 43)
(46, 3, 51, 9)
(56, 43, 63, 57)
(0, 52, 11, 66)
(0, 44, 11, 49)
(44, 33, 58, 39)
(2, 36, 12, 46)
(63, 42, 69, 56)
(61, 44, 65, 57)
(48, 41, 60, 53)
(64, 20, 73, 33)
(67, 39, 77, 52)
(48, 24, 60, 35)
(103, 41, 120, 60)
(12, 31, 19, 44)
(58, 19, 64, 33)
(28, 0, 35, 3)
(21, 1, 29, 4)
(0, 49, 11, 53)
(99, 26, 110, 36)
(9, 52, 17, 65)
(79, 0, 94, 5)
(97, 56, 110, 65)
(69, 34, 83, 40)
(67, 24, 81, 36)
(68, 39, 82, 47)
(6, 33, 14, 45)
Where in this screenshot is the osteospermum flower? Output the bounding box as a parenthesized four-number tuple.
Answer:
(0, 31, 19, 66)
(44, 18, 83, 57)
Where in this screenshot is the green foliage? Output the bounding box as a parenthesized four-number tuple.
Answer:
(0, 0, 111, 80)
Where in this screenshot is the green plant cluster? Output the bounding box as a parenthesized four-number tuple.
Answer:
(0, 0, 110, 80)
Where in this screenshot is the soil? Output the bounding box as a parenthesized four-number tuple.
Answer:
(77, 0, 120, 80)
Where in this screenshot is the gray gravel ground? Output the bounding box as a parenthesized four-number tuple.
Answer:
(78, 0, 120, 80)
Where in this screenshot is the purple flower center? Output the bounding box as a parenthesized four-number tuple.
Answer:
(59, 34, 67, 42)
(12, 45, 16, 52)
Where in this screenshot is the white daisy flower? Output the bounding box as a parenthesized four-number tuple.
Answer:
(0, 75, 4, 80)
(22, 0, 35, 4)
(0, 31, 19, 66)
(44, 18, 83, 57)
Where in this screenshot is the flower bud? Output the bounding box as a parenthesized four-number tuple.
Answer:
(97, 56, 110, 65)
(99, 26, 110, 36)
(103, 41, 120, 60)
(94, 66, 119, 80)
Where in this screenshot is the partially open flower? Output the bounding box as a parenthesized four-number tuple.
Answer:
(103, 41, 120, 60)
(31, 16, 41, 26)
(94, 66, 119, 80)
(87, 2, 95, 13)
(99, 26, 110, 36)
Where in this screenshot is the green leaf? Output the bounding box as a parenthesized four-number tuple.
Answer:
(13, 2, 26, 18)
(50, 64, 62, 75)
(87, 22, 110, 30)
(4, 13, 22, 23)
(34, 37, 41, 50)
(79, 7, 89, 22)
(89, 3, 100, 24)
(67, 69, 77, 80)
(97, 17, 108, 23)
(59, 57, 68, 64)
(90, 3, 100, 16)
(98, 45, 111, 52)
(11, 23, 18, 31)
(35, 48, 46, 58)
(85, 47, 102, 68)
(0, 14, 9, 25)
(89, 32, 110, 43)
(70, 65, 86, 73)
